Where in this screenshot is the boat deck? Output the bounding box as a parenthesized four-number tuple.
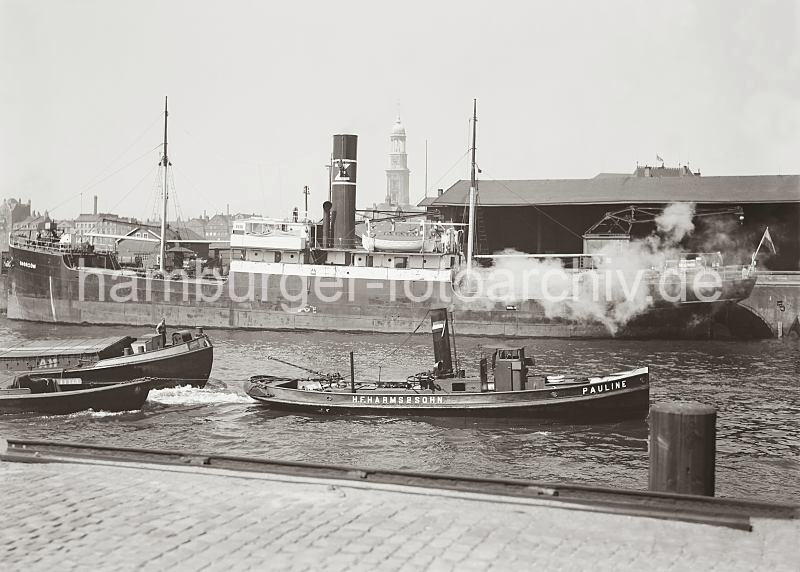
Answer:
(0, 336, 132, 360)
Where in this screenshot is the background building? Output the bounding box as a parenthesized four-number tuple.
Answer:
(0, 198, 32, 252)
(426, 166, 800, 270)
(385, 116, 410, 207)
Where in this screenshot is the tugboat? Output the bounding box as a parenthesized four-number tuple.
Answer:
(0, 323, 213, 390)
(244, 308, 649, 422)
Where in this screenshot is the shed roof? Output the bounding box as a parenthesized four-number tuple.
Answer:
(430, 175, 800, 207)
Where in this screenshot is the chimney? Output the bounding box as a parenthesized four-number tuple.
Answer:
(437, 188, 444, 196)
(93, 195, 98, 215)
(330, 134, 358, 247)
(226, 203, 230, 217)
(429, 308, 454, 376)
(322, 201, 332, 248)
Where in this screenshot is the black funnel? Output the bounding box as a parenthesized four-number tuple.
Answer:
(430, 308, 453, 377)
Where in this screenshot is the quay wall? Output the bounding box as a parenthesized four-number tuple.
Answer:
(736, 272, 800, 337)
(1, 439, 798, 570)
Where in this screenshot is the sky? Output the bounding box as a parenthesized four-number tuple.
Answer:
(2, 0, 799, 223)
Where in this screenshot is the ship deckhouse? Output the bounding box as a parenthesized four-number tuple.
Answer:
(229, 133, 465, 281)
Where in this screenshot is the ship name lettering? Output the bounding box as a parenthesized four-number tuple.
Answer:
(20, 260, 37, 269)
(583, 380, 627, 396)
(352, 395, 445, 405)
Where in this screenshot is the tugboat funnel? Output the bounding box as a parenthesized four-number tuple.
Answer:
(430, 308, 454, 378)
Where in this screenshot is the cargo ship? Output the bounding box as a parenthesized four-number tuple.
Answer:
(5, 101, 757, 338)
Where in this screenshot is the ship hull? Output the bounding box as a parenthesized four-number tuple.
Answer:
(12, 345, 213, 390)
(244, 370, 650, 422)
(0, 379, 152, 415)
(6, 245, 757, 339)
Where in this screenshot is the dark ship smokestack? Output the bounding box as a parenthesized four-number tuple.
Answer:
(330, 134, 357, 247)
(322, 201, 332, 248)
(430, 308, 454, 378)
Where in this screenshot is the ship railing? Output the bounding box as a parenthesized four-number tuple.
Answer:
(9, 235, 69, 253)
(10, 235, 120, 258)
(63, 264, 229, 283)
(755, 270, 800, 277)
(473, 252, 753, 280)
(753, 270, 800, 286)
(310, 237, 462, 255)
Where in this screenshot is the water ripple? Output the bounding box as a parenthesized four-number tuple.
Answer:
(0, 319, 798, 502)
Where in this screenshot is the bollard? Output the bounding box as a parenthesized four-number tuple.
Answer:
(649, 402, 717, 496)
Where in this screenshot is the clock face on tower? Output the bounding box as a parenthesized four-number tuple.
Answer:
(391, 156, 400, 167)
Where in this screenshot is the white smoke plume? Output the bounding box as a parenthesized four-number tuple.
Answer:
(460, 202, 710, 335)
(656, 202, 696, 242)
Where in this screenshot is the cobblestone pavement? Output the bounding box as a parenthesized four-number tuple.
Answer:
(0, 459, 797, 571)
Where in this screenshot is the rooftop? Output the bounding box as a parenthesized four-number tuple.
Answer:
(430, 174, 800, 207)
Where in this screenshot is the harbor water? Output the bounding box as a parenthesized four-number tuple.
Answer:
(1, 317, 798, 503)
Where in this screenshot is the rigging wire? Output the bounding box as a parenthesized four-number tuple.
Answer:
(426, 147, 471, 198)
(147, 165, 163, 225)
(48, 143, 163, 216)
(172, 119, 272, 169)
(168, 168, 190, 237)
(170, 163, 228, 218)
(83, 164, 159, 238)
(352, 310, 430, 377)
(476, 171, 583, 240)
(81, 112, 164, 189)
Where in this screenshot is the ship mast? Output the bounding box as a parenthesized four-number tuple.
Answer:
(466, 99, 477, 272)
(159, 96, 169, 273)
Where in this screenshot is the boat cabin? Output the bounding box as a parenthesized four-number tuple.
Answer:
(481, 345, 534, 391)
(131, 334, 164, 354)
(429, 309, 543, 393)
(229, 214, 464, 272)
(128, 329, 200, 354)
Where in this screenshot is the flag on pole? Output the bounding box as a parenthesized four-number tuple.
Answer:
(750, 226, 777, 269)
(656, 154, 664, 163)
(762, 227, 777, 254)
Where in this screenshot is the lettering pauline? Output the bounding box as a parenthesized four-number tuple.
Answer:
(582, 380, 627, 395)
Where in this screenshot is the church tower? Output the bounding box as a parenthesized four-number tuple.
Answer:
(385, 116, 410, 206)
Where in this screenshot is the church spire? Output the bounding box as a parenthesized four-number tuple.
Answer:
(386, 113, 410, 206)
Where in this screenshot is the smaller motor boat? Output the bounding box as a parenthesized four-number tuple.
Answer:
(0, 324, 214, 390)
(0, 378, 153, 415)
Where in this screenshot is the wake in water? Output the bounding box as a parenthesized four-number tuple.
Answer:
(38, 409, 136, 420)
(148, 385, 252, 406)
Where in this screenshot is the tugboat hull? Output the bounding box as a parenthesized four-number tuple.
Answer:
(245, 368, 650, 423)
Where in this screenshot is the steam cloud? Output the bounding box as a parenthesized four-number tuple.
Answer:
(656, 202, 695, 242)
(460, 201, 729, 334)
